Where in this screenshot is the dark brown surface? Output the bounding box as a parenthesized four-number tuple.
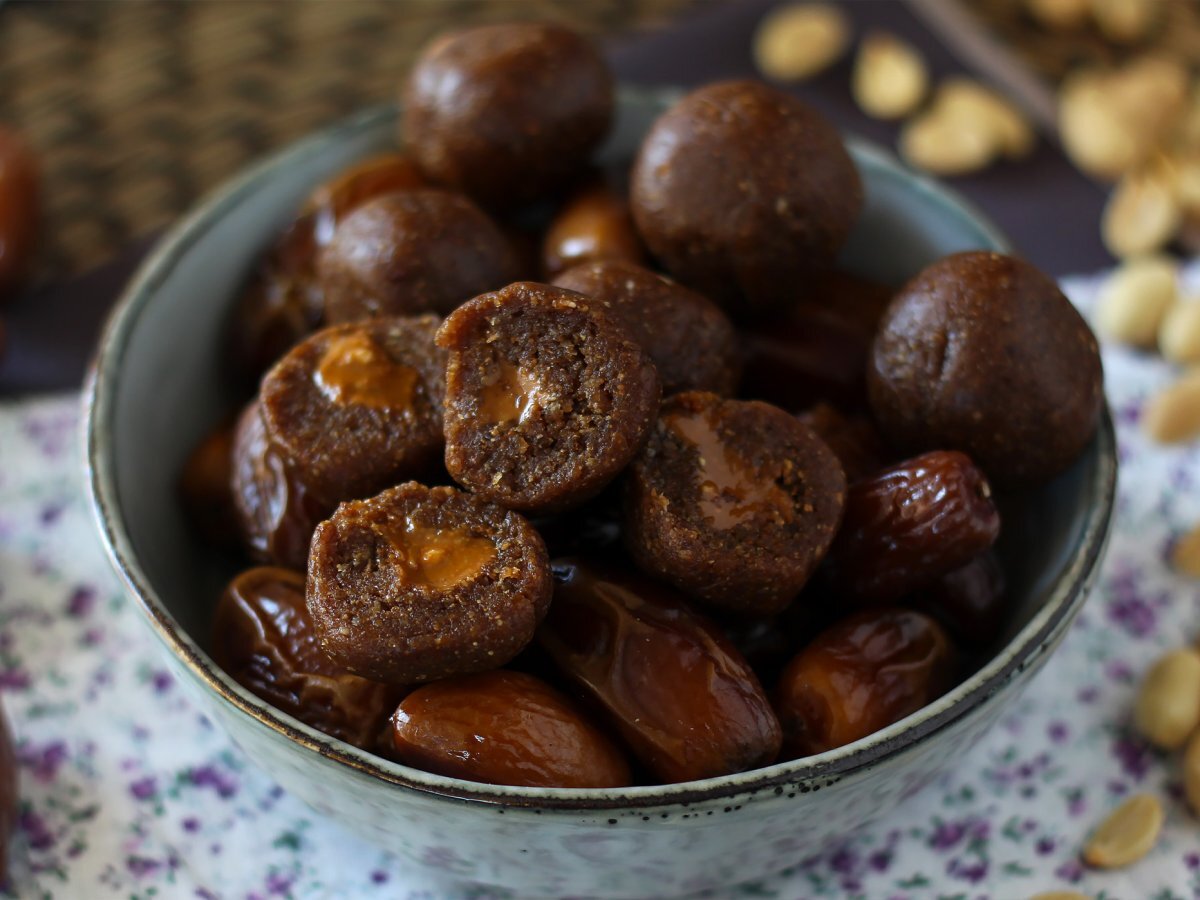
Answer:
(260, 316, 447, 504)
(317, 190, 517, 322)
(552, 259, 739, 396)
(211, 565, 401, 752)
(824, 450, 1002, 607)
(306, 482, 552, 685)
(541, 179, 646, 277)
(403, 22, 614, 210)
(390, 669, 632, 788)
(630, 79, 862, 317)
(624, 391, 846, 616)
(867, 250, 1104, 486)
(774, 608, 956, 759)
(439, 281, 661, 515)
(0, 0, 1115, 396)
(538, 557, 782, 783)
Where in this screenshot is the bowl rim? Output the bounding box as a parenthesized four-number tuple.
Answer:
(85, 91, 1117, 812)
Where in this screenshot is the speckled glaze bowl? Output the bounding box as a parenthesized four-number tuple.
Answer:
(85, 89, 1116, 899)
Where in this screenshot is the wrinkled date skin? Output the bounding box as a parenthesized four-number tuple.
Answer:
(391, 669, 632, 788)
(178, 417, 239, 548)
(0, 126, 40, 302)
(910, 550, 1008, 648)
(541, 180, 645, 276)
(211, 566, 402, 752)
(775, 608, 956, 758)
(825, 450, 1001, 606)
(229, 213, 324, 381)
(537, 557, 782, 783)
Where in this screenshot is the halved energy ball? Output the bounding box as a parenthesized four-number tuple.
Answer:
(438, 281, 661, 514)
(307, 482, 552, 684)
(624, 391, 846, 615)
(234, 316, 447, 569)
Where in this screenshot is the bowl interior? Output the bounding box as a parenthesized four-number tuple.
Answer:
(89, 90, 1105, 801)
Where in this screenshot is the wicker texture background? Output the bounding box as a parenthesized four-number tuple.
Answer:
(0, 0, 701, 276)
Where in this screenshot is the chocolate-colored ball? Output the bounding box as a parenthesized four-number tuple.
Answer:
(867, 251, 1104, 486)
(403, 23, 614, 210)
(316, 190, 516, 323)
(630, 80, 862, 317)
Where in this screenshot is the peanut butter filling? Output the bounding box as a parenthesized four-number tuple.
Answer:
(380, 519, 496, 591)
(315, 332, 419, 410)
(480, 358, 542, 424)
(666, 410, 794, 528)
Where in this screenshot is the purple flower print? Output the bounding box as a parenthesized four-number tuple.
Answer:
(18, 740, 67, 782)
(18, 807, 56, 852)
(188, 764, 238, 799)
(65, 585, 96, 617)
(1112, 733, 1153, 781)
(126, 856, 161, 877)
(129, 776, 157, 801)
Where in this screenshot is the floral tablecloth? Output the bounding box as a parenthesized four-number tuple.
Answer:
(1, 264, 1199, 899)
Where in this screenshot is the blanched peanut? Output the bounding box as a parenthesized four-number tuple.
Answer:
(1159, 298, 1200, 364)
(899, 112, 994, 176)
(1132, 648, 1200, 749)
(1110, 57, 1189, 142)
(1094, 255, 1177, 347)
(853, 33, 928, 121)
(1082, 793, 1163, 868)
(1091, 0, 1159, 43)
(934, 78, 1036, 160)
(1059, 71, 1149, 179)
(1171, 523, 1200, 577)
(1025, 0, 1090, 29)
(753, 3, 850, 82)
(1102, 162, 1182, 259)
(1143, 369, 1200, 443)
(1183, 730, 1200, 815)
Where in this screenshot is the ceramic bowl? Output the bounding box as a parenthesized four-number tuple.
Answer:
(85, 88, 1116, 899)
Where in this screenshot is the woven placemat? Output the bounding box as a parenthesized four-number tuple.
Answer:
(0, 0, 702, 277)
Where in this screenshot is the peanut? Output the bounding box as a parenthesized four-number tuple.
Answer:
(1102, 161, 1182, 259)
(934, 78, 1036, 160)
(1171, 523, 1200, 577)
(1110, 56, 1189, 143)
(1143, 368, 1200, 443)
(1025, 0, 1090, 29)
(753, 3, 850, 83)
(1091, 0, 1159, 43)
(1183, 729, 1200, 815)
(1133, 648, 1200, 749)
(852, 33, 928, 121)
(1159, 297, 1200, 365)
(1094, 255, 1177, 347)
(1082, 793, 1163, 869)
(1059, 71, 1149, 179)
(899, 112, 994, 176)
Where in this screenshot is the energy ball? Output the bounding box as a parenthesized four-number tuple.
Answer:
(403, 22, 614, 210)
(867, 251, 1104, 485)
(260, 316, 447, 505)
(307, 482, 552, 684)
(630, 80, 862, 316)
(438, 281, 661, 514)
(233, 317, 447, 568)
(553, 259, 740, 396)
(317, 190, 516, 323)
(624, 391, 847, 615)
